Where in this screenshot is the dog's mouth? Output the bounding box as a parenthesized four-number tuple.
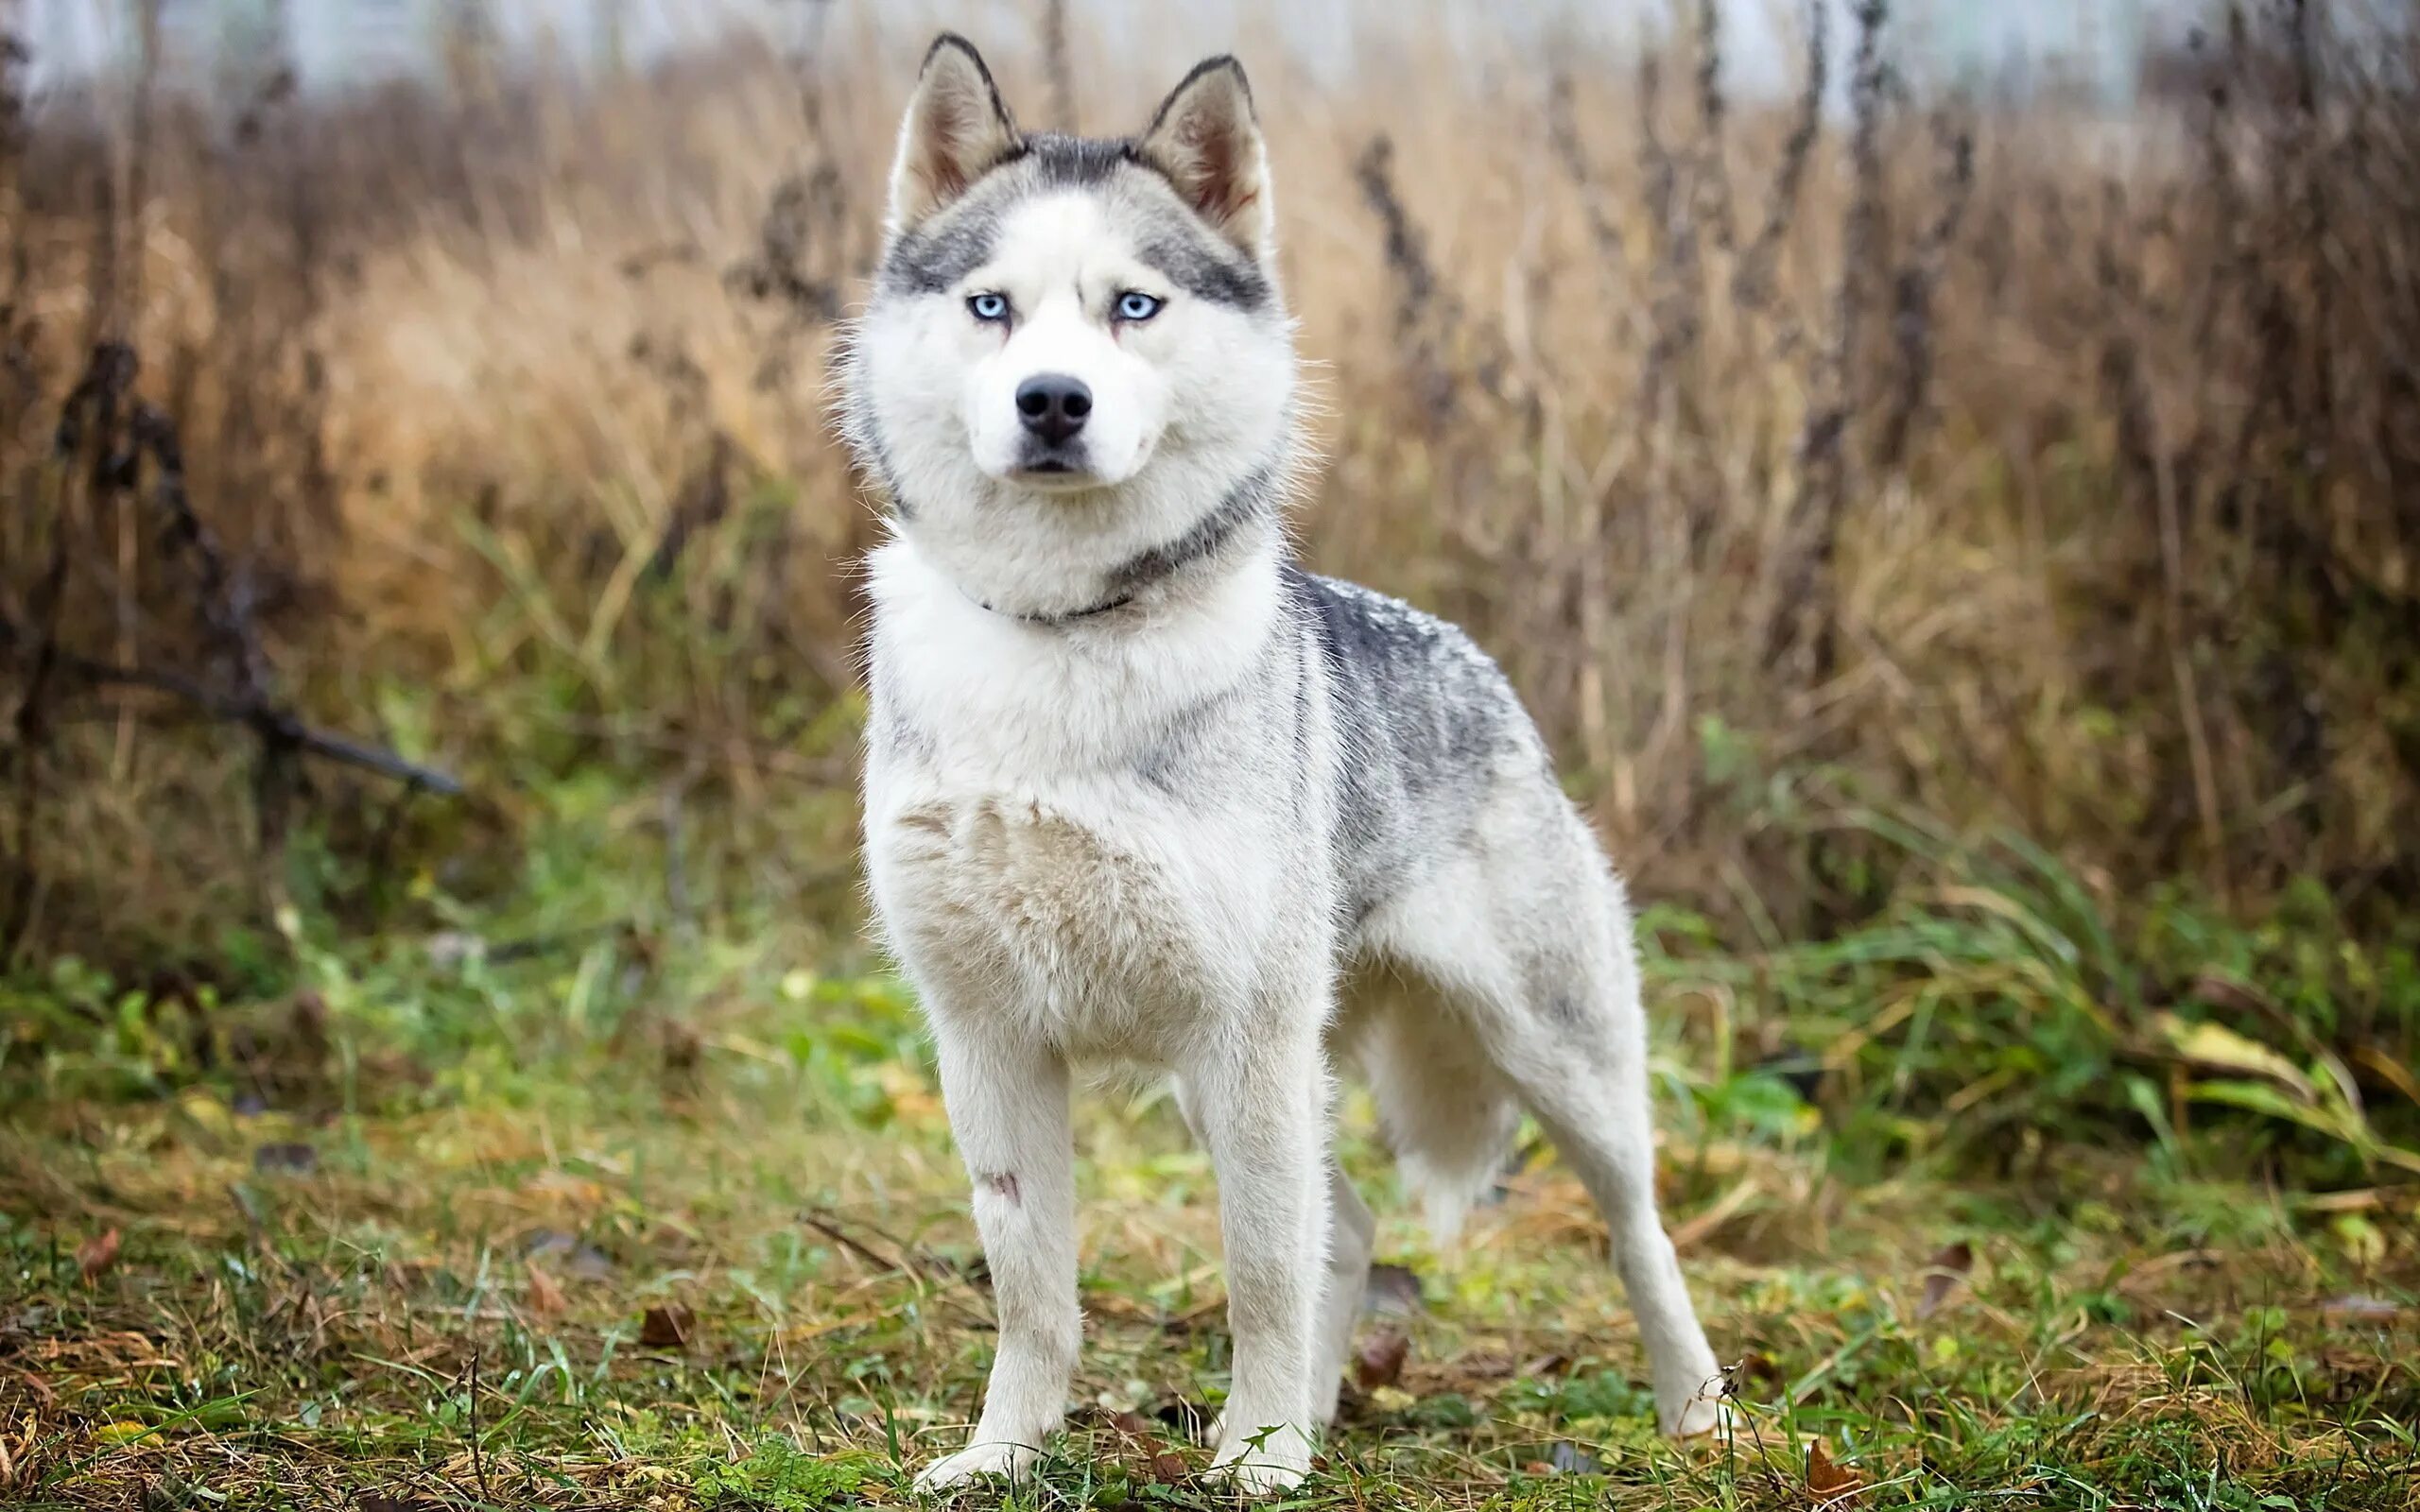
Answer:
(1008, 454, 1103, 491)
(991, 432, 1153, 492)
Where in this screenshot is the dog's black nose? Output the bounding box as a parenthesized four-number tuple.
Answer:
(1015, 373, 1092, 445)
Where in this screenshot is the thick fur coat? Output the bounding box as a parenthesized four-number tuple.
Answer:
(840, 36, 1725, 1494)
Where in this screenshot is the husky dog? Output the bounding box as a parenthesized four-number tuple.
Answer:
(842, 35, 1727, 1494)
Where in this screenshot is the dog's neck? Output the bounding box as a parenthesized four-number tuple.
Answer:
(863, 523, 1289, 773)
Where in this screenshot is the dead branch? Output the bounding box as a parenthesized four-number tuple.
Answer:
(0, 610, 463, 797)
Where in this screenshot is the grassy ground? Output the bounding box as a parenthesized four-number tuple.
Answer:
(3, 788, 2417, 1511)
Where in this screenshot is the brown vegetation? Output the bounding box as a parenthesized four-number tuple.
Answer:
(2, 2, 2416, 966)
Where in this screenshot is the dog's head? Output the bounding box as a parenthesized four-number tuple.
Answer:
(841, 35, 1299, 618)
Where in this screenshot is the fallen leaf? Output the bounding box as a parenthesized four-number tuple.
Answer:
(1916, 1240, 1975, 1320)
(356, 1496, 441, 1512)
(1149, 1452, 1189, 1483)
(1806, 1439, 1865, 1503)
(1547, 1442, 1604, 1474)
(1356, 1328, 1409, 1389)
(1367, 1384, 1417, 1413)
(1521, 1351, 1572, 1379)
(639, 1304, 695, 1349)
(77, 1228, 121, 1281)
(252, 1142, 319, 1176)
(525, 1260, 566, 1318)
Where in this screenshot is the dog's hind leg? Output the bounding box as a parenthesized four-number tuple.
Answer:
(1348, 988, 1522, 1245)
(1495, 962, 1727, 1438)
(1364, 807, 1726, 1441)
(1311, 1160, 1374, 1424)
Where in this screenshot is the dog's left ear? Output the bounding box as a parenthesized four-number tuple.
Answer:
(1137, 57, 1273, 262)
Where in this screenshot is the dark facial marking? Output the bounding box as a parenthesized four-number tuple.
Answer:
(1137, 230, 1272, 310)
(881, 136, 1118, 296)
(881, 197, 1009, 296)
(1025, 131, 1141, 188)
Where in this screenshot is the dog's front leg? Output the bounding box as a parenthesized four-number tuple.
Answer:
(916, 1021, 1079, 1491)
(1184, 1001, 1329, 1493)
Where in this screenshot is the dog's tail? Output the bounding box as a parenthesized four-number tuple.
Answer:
(1356, 1002, 1520, 1245)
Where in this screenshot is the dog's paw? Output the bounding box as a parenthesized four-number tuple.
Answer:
(1206, 1424, 1312, 1495)
(914, 1439, 1038, 1494)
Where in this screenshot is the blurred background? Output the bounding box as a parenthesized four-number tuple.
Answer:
(2, 3, 2417, 1504)
(10, 0, 2419, 1000)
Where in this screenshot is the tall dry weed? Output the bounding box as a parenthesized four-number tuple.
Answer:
(1, 5, 2415, 967)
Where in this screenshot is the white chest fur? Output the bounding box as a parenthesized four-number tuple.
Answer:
(861, 540, 1299, 1058)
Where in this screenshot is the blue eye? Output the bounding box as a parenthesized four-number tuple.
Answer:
(1115, 291, 1165, 322)
(967, 292, 1010, 322)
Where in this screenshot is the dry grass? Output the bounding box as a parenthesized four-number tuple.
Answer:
(0, 9, 2416, 977)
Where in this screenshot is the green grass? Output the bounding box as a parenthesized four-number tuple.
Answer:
(3, 781, 2416, 1510)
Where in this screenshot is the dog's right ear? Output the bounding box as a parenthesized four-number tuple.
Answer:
(886, 34, 1021, 236)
